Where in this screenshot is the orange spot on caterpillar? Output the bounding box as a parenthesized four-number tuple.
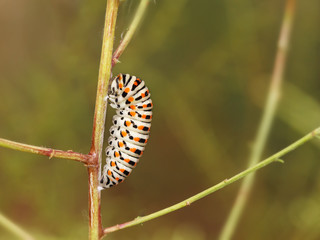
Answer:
(134, 137, 140, 142)
(134, 81, 138, 86)
(124, 88, 130, 93)
(138, 126, 144, 130)
(142, 114, 146, 119)
(130, 148, 136, 153)
(111, 161, 116, 167)
(119, 142, 124, 147)
(142, 104, 147, 108)
(120, 169, 125, 173)
(126, 121, 131, 126)
(124, 159, 130, 163)
(130, 112, 136, 117)
(115, 152, 120, 157)
(116, 177, 119, 181)
(107, 170, 112, 176)
(141, 93, 145, 97)
(121, 131, 127, 137)
(119, 83, 123, 88)
(128, 96, 134, 102)
(130, 105, 136, 110)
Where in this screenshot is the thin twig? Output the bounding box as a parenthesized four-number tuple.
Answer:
(88, 0, 119, 239)
(102, 127, 319, 236)
(218, 1, 296, 239)
(0, 138, 90, 164)
(112, 0, 150, 67)
(0, 212, 35, 240)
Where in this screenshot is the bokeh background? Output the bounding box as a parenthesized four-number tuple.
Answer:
(1, 0, 320, 239)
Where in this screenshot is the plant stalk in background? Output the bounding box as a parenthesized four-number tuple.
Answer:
(218, 0, 296, 239)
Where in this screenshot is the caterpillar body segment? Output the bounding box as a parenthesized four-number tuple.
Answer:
(109, 126, 149, 146)
(112, 115, 151, 134)
(108, 137, 145, 158)
(116, 109, 153, 122)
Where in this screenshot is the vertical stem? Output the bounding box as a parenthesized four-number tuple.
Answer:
(218, 0, 296, 239)
(88, 0, 119, 239)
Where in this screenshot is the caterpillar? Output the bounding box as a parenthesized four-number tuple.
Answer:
(99, 73, 153, 189)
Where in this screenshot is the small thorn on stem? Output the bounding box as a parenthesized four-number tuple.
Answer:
(112, 58, 121, 65)
(49, 150, 55, 159)
(275, 158, 285, 163)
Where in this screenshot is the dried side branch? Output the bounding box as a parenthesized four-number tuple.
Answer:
(0, 138, 90, 164)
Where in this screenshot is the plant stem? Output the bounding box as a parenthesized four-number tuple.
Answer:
(112, 0, 150, 66)
(102, 127, 319, 236)
(218, 1, 296, 239)
(0, 138, 90, 164)
(0, 212, 34, 240)
(88, 0, 119, 239)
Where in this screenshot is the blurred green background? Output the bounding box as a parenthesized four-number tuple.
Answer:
(1, 0, 320, 239)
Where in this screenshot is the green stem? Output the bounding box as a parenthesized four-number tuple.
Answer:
(102, 127, 320, 236)
(0, 212, 34, 240)
(218, 1, 296, 239)
(88, 0, 119, 239)
(112, 0, 150, 66)
(0, 138, 90, 164)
